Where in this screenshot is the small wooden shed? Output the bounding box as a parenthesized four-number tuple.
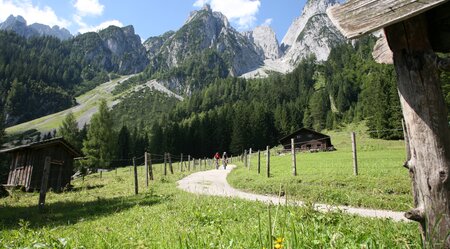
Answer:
(279, 128, 334, 152)
(0, 137, 82, 192)
(327, 0, 450, 246)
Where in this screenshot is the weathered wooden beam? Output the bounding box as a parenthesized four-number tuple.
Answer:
(385, 14, 450, 247)
(327, 0, 448, 39)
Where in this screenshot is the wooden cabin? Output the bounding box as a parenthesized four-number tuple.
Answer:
(279, 128, 334, 152)
(0, 137, 82, 192)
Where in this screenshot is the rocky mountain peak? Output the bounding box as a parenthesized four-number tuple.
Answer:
(202, 4, 212, 12)
(279, 0, 344, 65)
(281, 0, 338, 51)
(0, 15, 73, 40)
(244, 26, 281, 60)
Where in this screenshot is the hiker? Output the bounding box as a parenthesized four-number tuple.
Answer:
(222, 152, 228, 169)
(214, 152, 220, 169)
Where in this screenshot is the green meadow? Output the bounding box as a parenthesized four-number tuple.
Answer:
(228, 124, 413, 211)
(0, 152, 421, 248)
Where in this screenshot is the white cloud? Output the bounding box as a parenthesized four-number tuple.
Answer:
(193, 0, 208, 7)
(0, 0, 70, 28)
(74, 15, 123, 33)
(73, 0, 104, 16)
(262, 18, 272, 26)
(193, 0, 260, 30)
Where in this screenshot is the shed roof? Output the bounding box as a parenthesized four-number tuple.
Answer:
(279, 128, 330, 143)
(0, 137, 82, 157)
(327, 0, 448, 39)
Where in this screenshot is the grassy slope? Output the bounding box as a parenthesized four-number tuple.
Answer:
(5, 75, 134, 135)
(0, 161, 420, 248)
(228, 123, 413, 211)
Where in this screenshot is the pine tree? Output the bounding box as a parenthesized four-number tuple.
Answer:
(82, 100, 115, 169)
(57, 112, 81, 150)
(117, 125, 131, 167)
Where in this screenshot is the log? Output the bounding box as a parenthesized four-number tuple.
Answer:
(385, 14, 450, 247)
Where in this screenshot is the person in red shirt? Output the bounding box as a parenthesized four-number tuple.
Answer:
(214, 152, 220, 169)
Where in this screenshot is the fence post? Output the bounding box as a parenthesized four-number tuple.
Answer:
(168, 153, 174, 174)
(244, 150, 247, 168)
(149, 153, 154, 180)
(249, 148, 252, 170)
(257, 150, 261, 174)
(266, 146, 270, 178)
(188, 155, 191, 171)
(180, 153, 184, 172)
(145, 152, 148, 187)
(291, 138, 297, 176)
(38, 156, 51, 212)
(133, 157, 138, 195)
(164, 153, 167, 176)
(351, 132, 358, 176)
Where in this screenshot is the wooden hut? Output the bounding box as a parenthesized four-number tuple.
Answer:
(0, 137, 82, 192)
(327, 0, 450, 246)
(279, 128, 334, 152)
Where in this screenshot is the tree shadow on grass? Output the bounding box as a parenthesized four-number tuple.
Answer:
(0, 192, 167, 229)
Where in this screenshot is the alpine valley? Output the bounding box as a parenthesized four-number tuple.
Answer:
(1, 0, 448, 155)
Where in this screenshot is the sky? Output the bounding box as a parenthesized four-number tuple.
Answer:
(0, 0, 307, 42)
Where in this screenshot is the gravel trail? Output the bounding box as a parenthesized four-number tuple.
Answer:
(177, 165, 408, 222)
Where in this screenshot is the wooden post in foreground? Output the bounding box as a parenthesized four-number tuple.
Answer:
(351, 132, 358, 176)
(385, 16, 450, 245)
(257, 150, 261, 174)
(164, 153, 167, 176)
(266, 146, 270, 178)
(133, 157, 138, 195)
(249, 148, 252, 170)
(291, 138, 297, 176)
(145, 152, 149, 187)
(180, 153, 184, 172)
(188, 155, 191, 171)
(244, 150, 247, 168)
(168, 153, 174, 174)
(149, 153, 153, 181)
(38, 156, 51, 212)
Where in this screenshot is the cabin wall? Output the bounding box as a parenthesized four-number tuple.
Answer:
(4, 144, 76, 191)
(281, 131, 332, 151)
(6, 150, 34, 189)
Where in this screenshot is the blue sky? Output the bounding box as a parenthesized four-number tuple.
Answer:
(0, 0, 307, 42)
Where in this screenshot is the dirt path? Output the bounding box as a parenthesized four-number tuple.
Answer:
(177, 165, 408, 222)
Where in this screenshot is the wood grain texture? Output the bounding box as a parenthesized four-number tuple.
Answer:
(327, 0, 448, 38)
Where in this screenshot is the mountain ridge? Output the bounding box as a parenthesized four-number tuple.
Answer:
(0, 15, 72, 40)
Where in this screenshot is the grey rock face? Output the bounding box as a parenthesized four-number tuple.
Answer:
(153, 5, 264, 76)
(244, 26, 281, 60)
(98, 25, 149, 74)
(29, 23, 72, 40)
(143, 31, 175, 60)
(0, 15, 73, 40)
(281, 0, 344, 64)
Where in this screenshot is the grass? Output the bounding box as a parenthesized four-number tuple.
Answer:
(228, 123, 413, 211)
(0, 159, 421, 248)
(5, 75, 133, 135)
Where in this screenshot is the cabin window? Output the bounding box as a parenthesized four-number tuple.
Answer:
(307, 134, 313, 138)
